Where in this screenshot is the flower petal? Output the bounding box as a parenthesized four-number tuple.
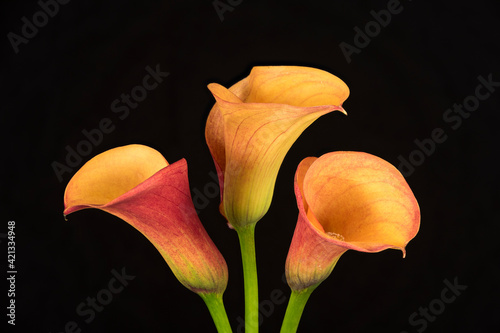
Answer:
(286, 157, 346, 291)
(208, 83, 346, 227)
(286, 152, 420, 291)
(303, 152, 420, 253)
(242, 66, 350, 106)
(64, 145, 228, 294)
(205, 66, 349, 227)
(64, 144, 168, 214)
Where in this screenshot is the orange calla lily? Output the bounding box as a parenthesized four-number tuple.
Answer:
(285, 151, 420, 292)
(64, 144, 228, 295)
(205, 66, 350, 228)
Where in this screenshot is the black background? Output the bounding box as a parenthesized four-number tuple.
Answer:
(1, 0, 499, 332)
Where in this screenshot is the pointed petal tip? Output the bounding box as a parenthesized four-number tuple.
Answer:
(400, 246, 407, 258)
(63, 205, 81, 217)
(207, 82, 242, 104)
(207, 82, 218, 90)
(207, 83, 224, 96)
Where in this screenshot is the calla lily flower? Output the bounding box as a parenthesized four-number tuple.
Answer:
(285, 151, 420, 292)
(205, 66, 349, 228)
(64, 144, 228, 295)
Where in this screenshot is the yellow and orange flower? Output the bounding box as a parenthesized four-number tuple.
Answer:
(205, 66, 350, 228)
(285, 152, 420, 291)
(64, 144, 228, 295)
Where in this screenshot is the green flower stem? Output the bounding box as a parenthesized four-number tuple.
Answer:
(280, 285, 318, 333)
(200, 293, 233, 333)
(236, 224, 259, 333)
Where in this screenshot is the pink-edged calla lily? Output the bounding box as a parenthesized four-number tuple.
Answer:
(205, 66, 350, 228)
(64, 144, 228, 295)
(285, 151, 420, 291)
